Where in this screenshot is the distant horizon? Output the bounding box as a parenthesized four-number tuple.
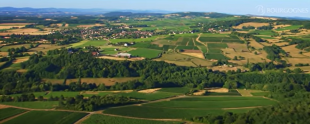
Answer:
(1, 0, 310, 18)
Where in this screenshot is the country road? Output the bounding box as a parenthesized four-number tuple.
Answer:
(196, 33, 209, 53)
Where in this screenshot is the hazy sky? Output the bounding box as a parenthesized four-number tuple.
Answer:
(1, 0, 310, 17)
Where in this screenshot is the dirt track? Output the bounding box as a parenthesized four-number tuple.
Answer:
(196, 33, 209, 53)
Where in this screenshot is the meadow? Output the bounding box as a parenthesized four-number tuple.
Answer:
(0, 44, 32, 52)
(128, 48, 162, 59)
(1, 101, 58, 109)
(0, 108, 27, 121)
(204, 53, 229, 60)
(4, 111, 88, 124)
(71, 40, 107, 48)
(110, 36, 159, 43)
(275, 25, 302, 31)
(158, 87, 192, 94)
(82, 114, 181, 124)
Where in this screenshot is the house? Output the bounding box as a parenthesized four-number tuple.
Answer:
(114, 48, 119, 51)
(92, 52, 100, 56)
(115, 53, 131, 58)
(124, 43, 128, 47)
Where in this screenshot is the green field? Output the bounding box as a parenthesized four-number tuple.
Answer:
(128, 48, 162, 59)
(205, 53, 229, 60)
(4, 111, 88, 124)
(110, 36, 159, 43)
(275, 25, 302, 31)
(115, 91, 180, 101)
(0, 108, 27, 121)
(205, 89, 241, 96)
(176, 46, 199, 50)
(199, 35, 243, 43)
(208, 48, 223, 54)
(158, 87, 192, 94)
(251, 30, 276, 35)
(207, 43, 228, 48)
(251, 92, 270, 96)
(1, 101, 58, 109)
(70, 40, 107, 48)
(144, 97, 276, 108)
(104, 106, 249, 119)
(0, 44, 31, 52)
(83, 114, 181, 124)
(9, 91, 80, 98)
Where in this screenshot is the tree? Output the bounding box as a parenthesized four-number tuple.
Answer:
(294, 68, 303, 74)
(233, 56, 238, 60)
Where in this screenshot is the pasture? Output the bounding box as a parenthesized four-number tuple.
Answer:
(282, 45, 308, 58)
(199, 35, 243, 43)
(4, 111, 88, 124)
(83, 114, 181, 124)
(70, 40, 107, 48)
(110, 36, 159, 43)
(0, 44, 32, 52)
(28, 44, 68, 53)
(128, 48, 162, 59)
(1, 101, 58, 109)
(275, 25, 302, 31)
(0, 108, 27, 121)
(43, 77, 140, 86)
(0, 28, 50, 35)
(158, 87, 192, 94)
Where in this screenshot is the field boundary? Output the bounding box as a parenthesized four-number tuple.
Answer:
(0, 111, 30, 123)
(196, 33, 208, 53)
(102, 113, 182, 122)
(74, 113, 92, 124)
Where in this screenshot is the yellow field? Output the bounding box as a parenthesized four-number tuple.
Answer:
(154, 53, 212, 67)
(180, 52, 205, 59)
(13, 56, 30, 64)
(29, 44, 68, 53)
(97, 56, 145, 61)
(43, 77, 140, 86)
(226, 43, 248, 52)
(248, 39, 265, 49)
(77, 24, 104, 28)
(0, 28, 50, 35)
(282, 45, 307, 58)
(286, 58, 310, 65)
(222, 48, 269, 65)
(233, 22, 270, 29)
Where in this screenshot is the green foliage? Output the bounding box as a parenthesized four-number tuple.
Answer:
(0, 108, 27, 121)
(4, 111, 88, 124)
(208, 43, 228, 48)
(263, 44, 286, 61)
(83, 114, 181, 124)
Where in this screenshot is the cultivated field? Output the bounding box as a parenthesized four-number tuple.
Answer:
(154, 53, 213, 67)
(1, 101, 58, 109)
(128, 48, 162, 59)
(4, 111, 88, 124)
(70, 40, 107, 48)
(115, 91, 181, 101)
(82, 114, 180, 124)
(233, 22, 270, 29)
(0, 108, 27, 121)
(43, 77, 140, 86)
(0, 28, 50, 35)
(29, 44, 68, 53)
(282, 45, 308, 58)
(104, 96, 275, 119)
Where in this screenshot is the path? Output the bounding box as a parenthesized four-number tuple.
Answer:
(0, 111, 29, 123)
(196, 33, 209, 53)
(74, 113, 92, 124)
(236, 89, 253, 96)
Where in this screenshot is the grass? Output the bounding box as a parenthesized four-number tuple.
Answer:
(0, 44, 31, 52)
(208, 49, 223, 54)
(205, 53, 229, 60)
(251, 92, 270, 96)
(208, 43, 228, 48)
(4, 111, 88, 124)
(0, 108, 27, 121)
(275, 25, 302, 31)
(205, 90, 241, 96)
(115, 91, 180, 101)
(176, 46, 199, 50)
(110, 36, 159, 43)
(43, 77, 140, 86)
(83, 114, 181, 124)
(1, 101, 58, 109)
(69, 40, 107, 48)
(128, 48, 162, 59)
(158, 87, 192, 94)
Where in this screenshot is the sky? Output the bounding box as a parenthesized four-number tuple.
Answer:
(1, 0, 310, 17)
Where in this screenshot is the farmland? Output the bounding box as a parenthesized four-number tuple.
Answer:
(0, 108, 27, 121)
(43, 77, 140, 86)
(82, 114, 181, 124)
(1, 101, 58, 109)
(103, 96, 274, 119)
(128, 48, 162, 59)
(70, 40, 107, 48)
(115, 91, 181, 101)
(4, 111, 88, 124)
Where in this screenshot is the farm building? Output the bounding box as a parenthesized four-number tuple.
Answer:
(115, 53, 131, 58)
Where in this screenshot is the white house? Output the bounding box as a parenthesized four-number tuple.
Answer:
(124, 43, 128, 47)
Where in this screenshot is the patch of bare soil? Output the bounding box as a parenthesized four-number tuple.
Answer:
(207, 88, 229, 93)
(138, 88, 162, 93)
(193, 90, 206, 95)
(181, 52, 205, 59)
